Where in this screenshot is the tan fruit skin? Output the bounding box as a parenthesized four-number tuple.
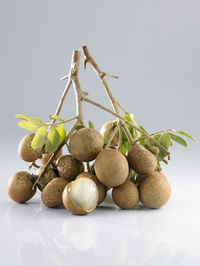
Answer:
(127, 144, 157, 175)
(18, 133, 43, 162)
(41, 178, 68, 208)
(39, 149, 62, 165)
(94, 149, 129, 188)
(100, 120, 119, 147)
(56, 155, 84, 182)
(36, 166, 58, 191)
(69, 128, 104, 162)
(76, 172, 107, 205)
(139, 172, 171, 208)
(7, 171, 36, 203)
(112, 181, 139, 209)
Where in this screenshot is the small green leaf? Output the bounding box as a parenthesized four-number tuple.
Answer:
(31, 127, 47, 149)
(88, 121, 95, 129)
(177, 131, 198, 142)
(49, 115, 64, 122)
(29, 118, 45, 126)
(16, 114, 32, 121)
(169, 133, 187, 147)
(56, 125, 66, 144)
(157, 133, 171, 161)
(122, 128, 128, 142)
(119, 143, 128, 154)
(75, 125, 85, 131)
(125, 113, 142, 138)
(104, 138, 108, 144)
(18, 121, 39, 131)
(139, 125, 148, 134)
(45, 127, 60, 154)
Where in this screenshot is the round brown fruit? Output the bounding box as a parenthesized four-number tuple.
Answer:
(7, 171, 36, 203)
(41, 178, 68, 208)
(69, 128, 104, 162)
(56, 155, 84, 182)
(76, 172, 107, 205)
(94, 149, 129, 188)
(139, 172, 171, 208)
(39, 149, 62, 165)
(62, 177, 99, 215)
(18, 133, 43, 162)
(36, 165, 58, 191)
(112, 181, 139, 209)
(100, 120, 119, 147)
(127, 144, 157, 175)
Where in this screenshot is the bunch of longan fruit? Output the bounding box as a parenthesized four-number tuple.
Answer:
(7, 121, 171, 215)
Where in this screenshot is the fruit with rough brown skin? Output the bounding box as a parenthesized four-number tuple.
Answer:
(127, 144, 157, 175)
(39, 149, 62, 165)
(69, 128, 104, 162)
(62, 177, 98, 215)
(94, 149, 129, 188)
(41, 178, 68, 208)
(76, 172, 107, 205)
(7, 171, 36, 203)
(139, 172, 171, 208)
(18, 133, 43, 162)
(56, 155, 84, 182)
(112, 181, 139, 209)
(100, 120, 119, 147)
(36, 165, 58, 191)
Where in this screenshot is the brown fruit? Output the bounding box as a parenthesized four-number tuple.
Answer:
(136, 174, 147, 186)
(41, 178, 68, 208)
(7, 171, 36, 203)
(100, 120, 119, 147)
(39, 149, 62, 165)
(94, 149, 129, 188)
(127, 144, 157, 175)
(36, 165, 58, 191)
(139, 172, 171, 208)
(62, 177, 99, 215)
(69, 128, 104, 162)
(76, 172, 107, 205)
(56, 155, 84, 182)
(112, 181, 139, 209)
(18, 133, 43, 162)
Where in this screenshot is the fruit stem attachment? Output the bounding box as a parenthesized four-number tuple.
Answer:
(32, 120, 79, 190)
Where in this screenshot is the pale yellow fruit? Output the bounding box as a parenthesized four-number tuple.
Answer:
(100, 120, 119, 147)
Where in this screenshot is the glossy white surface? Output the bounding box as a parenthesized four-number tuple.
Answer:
(1, 162, 200, 266)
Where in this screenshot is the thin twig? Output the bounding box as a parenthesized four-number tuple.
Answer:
(117, 101, 129, 114)
(135, 128, 175, 143)
(46, 116, 78, 126)
(32, 120, 79, 190)
(122, 124, 134, 145)
(105, 121, 121, 148)
(86, 162, 90, 172)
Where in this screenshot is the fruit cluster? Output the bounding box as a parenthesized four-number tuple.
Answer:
(8, 125, 171, 215)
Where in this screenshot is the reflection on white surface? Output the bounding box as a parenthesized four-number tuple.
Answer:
(1, 175, 200, 266)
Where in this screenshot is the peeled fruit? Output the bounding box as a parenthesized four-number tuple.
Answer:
(62, 177, 98, 215)
(18, 133, 43, 162)
(69, 128, 104, 162)
(127, 144, 157, 175)
(7, 171, 36, 203)
(94, 149, 129, 188)
(39, 149, 62, 165)
(76, 172, 107, 205)
(100, 120, 119, 147)
(112, 181, 139, 209)
(36, 166, 58, 191)
(41, 178, 68, 208)
(139, 172, 171, 208)
(56, 155, 84, 182)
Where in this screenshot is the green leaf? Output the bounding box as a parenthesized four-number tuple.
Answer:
(75, 125, 85, 131)
(49, 115, 64, 122)
(124, 113, 142, 138)
(157, 133, 171, 161)
(88, 121, 95, 129)
(29, 118, 45, 126)
(104, 138, 108, 144)
(119, 143, 128, 154)
(56, 125, 66, 144)
(16, 114, 32, 121)
(139, 125, 148, 134)
(45, 127, 60, 154)
(177, 131, 198, 142)
(18, 121, 39, 131)
(169, 133, 187, 147)
(31, 127, 47, 149)
(122, 128, 128, 142)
